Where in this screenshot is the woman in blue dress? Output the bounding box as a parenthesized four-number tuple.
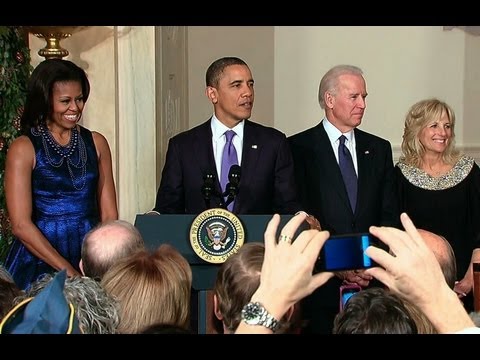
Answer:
(4, 59, 118, 289)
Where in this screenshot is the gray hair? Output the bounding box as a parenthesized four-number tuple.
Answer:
(0, 265, 15, 283)
(318, 64, 364, 109)
(16, 273, 120, 334)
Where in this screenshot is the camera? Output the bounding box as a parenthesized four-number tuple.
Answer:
(316, 233, 379, 272)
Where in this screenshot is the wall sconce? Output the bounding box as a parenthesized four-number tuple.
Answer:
(25, 26, 87, 60)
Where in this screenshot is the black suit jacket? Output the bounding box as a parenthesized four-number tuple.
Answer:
(289, 121, 399, 234)
(288, 121, 399, 333)
(154, 119, 301, 215)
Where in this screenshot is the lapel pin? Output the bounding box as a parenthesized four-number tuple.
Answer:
(252, 145, 258, 149)
(364, 150, 370, 154)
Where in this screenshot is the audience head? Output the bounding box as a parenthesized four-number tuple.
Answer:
(402, 299, 437, 334)
(1, 270, 83, 334)
(21, 59, 90, 134)
(333, 287, 418, 334)
(101, 244, 192, 333)
(0, 266, 22, 319)
(0, 265, 15, 283)
(80, 219, 145, 280)
(400, 98, 459, 167)
(214, 242, 300, 333)
(140, 323, 194, 334)
(417, 229, 457, 289)
(16, 273, 119, 334)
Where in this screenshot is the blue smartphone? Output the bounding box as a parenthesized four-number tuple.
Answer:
(316, 233, 378, 272)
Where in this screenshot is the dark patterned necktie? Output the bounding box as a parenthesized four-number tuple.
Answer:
(220, 130, 238, 211)
(338, 135, 357, 211)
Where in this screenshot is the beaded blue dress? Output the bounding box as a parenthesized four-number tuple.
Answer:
(5, 125, 100, 290)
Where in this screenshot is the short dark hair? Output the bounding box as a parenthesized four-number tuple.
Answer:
(333, 287, 418, 334)
(20, 59, 90, 134)
(205, 57, 248, 88)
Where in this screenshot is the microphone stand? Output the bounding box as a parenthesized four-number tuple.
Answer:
(222, 165, 241, 211)
(201, 173, 216, 209)
(223, 182, 239, 210)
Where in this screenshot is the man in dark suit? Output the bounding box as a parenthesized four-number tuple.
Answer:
(153, 56, 301, 215)
(288, 64, 399, 333)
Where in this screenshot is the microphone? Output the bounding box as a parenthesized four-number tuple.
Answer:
(224, 165, 241, 209)
(226, 165, 241, 198)
(201, 172, 216, 208)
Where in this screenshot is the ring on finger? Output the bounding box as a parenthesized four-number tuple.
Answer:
(279, 234, 293, 243)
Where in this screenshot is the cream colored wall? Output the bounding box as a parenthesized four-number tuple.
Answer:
(187, 26, 274, 128)
(274, 26, 477, 154)
(464, 33, 480, 147)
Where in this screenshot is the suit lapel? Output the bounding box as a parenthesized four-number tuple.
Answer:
(314, 124, 352, 212)
(193, 119, 222, 195)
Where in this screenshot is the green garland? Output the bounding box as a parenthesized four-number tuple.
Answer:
(0, 26, 32, 263)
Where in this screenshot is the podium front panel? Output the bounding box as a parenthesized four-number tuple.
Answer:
(134, 214, 297, 290)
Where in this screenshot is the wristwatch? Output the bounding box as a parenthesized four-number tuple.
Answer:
(241, 301, 280, 332)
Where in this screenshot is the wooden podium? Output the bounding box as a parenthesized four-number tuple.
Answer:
(134, 213, 295, 333)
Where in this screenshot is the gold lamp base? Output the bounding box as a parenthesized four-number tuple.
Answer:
(25, 26, 87, 60)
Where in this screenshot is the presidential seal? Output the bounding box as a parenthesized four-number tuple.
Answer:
(189, 208, 245, 264)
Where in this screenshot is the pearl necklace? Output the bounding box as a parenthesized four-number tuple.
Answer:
(32, 125, 88, 190)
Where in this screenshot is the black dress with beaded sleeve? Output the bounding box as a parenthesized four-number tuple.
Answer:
(5, 125, 100, 290)
(395, 155, 480, 286)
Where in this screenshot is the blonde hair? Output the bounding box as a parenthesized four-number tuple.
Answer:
(403, 300, 437, 334)
(400, 98, 460, 167)
(101, 245, 192, 333)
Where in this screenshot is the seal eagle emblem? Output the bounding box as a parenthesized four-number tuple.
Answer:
(189, 208, 245, 264)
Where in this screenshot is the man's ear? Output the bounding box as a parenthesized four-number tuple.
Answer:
(213, 293, 223, 321)
(325, 91, 335, 109)
(79, 259, 85, 276)
(206, 86, 218, 104)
